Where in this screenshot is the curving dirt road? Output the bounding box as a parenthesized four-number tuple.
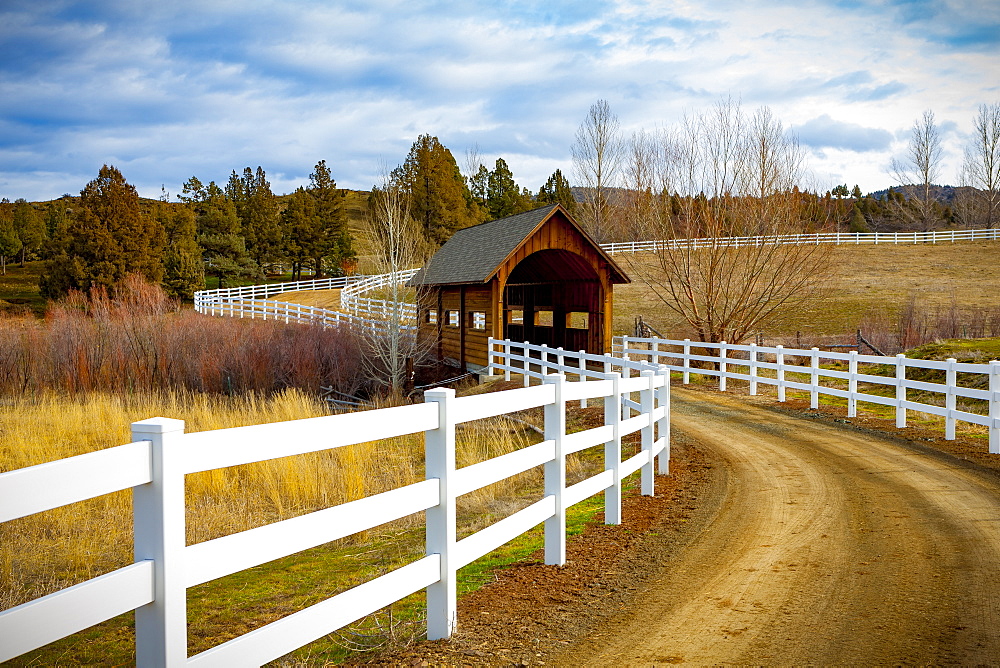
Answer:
(555, 388, 1000, 665)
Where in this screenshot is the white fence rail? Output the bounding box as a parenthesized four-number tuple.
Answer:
(0, 345, 669, 666)
(601, 227, 1000, 254)
(615, 335, 1000, 453)
(194, 270, 419, 333)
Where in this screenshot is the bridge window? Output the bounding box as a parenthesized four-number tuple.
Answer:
(535, 310, 554, 327)
(507, 309, 523, 324)
(470, 311, 486, 330)
(447, 310, 460, 327)
(426, 309, 438, 324)
(567, 311, 589, 329)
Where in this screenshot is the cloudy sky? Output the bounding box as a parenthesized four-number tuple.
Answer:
(2, 0, 998, 202)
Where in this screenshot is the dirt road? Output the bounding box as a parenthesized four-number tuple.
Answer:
(556, 388, 1000, 665)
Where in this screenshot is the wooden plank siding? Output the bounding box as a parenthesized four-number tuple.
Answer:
(415, 206, 627, 370)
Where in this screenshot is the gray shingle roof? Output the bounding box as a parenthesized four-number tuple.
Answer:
(409, 205, 559, 286)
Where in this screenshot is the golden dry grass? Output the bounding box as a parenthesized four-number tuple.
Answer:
(0, 388, 538, 614)
(613, 241, 1000, 338)
(273, 288, 344, 310)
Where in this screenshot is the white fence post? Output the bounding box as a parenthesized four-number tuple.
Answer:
(424, 387, 457, 640)
(652, 339, 660, 366)
(895, 354, 907, 428)
(776, 345, 786, 402)
(810, 347, 820, 409)
(131, 417, 187, 668)
(656, 365, 671, 475)
(640, 370, 655, 496)
(990, 361, 1000, 454)
(543, 374, 567, 565)
(848, 350, 858, 418)
(946, 358, 957, 440)
(603, 372, 622, 525)
(578, 350, 588, 408)
(719, 342, 727, 392)
(683, 339, 691, 384)
(503, 339, 512, 382)
(523, 341, 531, 387)
(749, 343, 758, 396)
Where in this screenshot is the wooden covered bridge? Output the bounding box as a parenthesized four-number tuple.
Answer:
(409, 204, 630, 370)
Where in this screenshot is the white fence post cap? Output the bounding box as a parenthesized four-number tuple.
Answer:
(131, 417, 185, 434)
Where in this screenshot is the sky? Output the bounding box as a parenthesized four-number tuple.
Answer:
(1, 0, 998, 202)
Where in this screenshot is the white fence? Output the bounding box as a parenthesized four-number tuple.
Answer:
(601, 227, 1000, 254)
(615, 335, 1000, 453)
(0, 345, 669, 666)
(194, 271, 418, 333)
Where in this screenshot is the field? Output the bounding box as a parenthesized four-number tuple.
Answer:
(613, 240, 1000, 340)
(2, 382, 627, 665)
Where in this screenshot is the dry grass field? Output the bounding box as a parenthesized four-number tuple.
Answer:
(613, 241, 1000, 340)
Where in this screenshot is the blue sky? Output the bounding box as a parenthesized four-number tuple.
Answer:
(1, 0, 998, 201)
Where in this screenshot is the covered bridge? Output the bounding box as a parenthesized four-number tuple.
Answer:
(408, 204, 630, 371)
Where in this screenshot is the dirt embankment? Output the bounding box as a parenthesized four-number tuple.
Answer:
(370, 388, 1000, 666)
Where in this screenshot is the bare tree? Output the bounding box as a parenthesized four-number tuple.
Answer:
(891, 109, 943, 231)
(621, 99, 829, 344)
(363, 168, 434, 397)
(957, 102, 1000, 229)
(572, 99, 623, 242)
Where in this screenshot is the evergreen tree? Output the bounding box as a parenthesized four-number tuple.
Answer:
(280, 187, 318, 280)
(12, 198, 46, 266)
(44, 200, 70, 256)
(485, 158, 532, 219)
(469, 164, 489, 209)
(181, 176, 259, 289)
(157, 202, 205, 299)
(0, 205, 20, 276)
(537, 169, 577, 215)
(227, 166, 281, 269)
(392, 135, 483, 245)
(307, 160, 353, 276)
(848, 204, 870, 233)
(40, 165, 164, 297)
(851, 185, 863, 199)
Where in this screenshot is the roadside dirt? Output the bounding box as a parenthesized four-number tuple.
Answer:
(366, 386, 1000, 666)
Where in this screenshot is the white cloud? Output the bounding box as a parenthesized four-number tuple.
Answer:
(0, 0, 996, 200)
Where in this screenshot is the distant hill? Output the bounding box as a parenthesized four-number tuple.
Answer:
(867, 184, 982, 204)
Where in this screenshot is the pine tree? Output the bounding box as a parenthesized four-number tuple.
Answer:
(0, 205, 20, 276)
(228, 167, 281, 269)
(393, 135, 483, 245)
(485, 158, 532, 219)
(157, 203, 205, 299)
(12, 199, 46, 266)
(81, 164, 164, 283)
(307, 160, 352, 276)
(40, 165, 164, 297)
(851, 185, 863, 200)
(537, 169, 577, 215)
(181, 176, 260, 289)
(848, 204, 870, 233)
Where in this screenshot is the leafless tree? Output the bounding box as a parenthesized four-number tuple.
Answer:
(572, 99, 623, 242)
(957, 102, 1000, 229)
(621, 99, 829, 344)
(363, 168, 434, 396)
(891, 109, 943, 231)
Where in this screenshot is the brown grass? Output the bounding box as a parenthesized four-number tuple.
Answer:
(0, 388, 541, 615)
(614, 241, 1000, 340)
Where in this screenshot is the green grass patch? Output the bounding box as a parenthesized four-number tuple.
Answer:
(0, 260, 46, 316)
(9, 474, 621, 666)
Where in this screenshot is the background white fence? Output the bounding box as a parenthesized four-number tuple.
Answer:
(192, 228, 999, 331)
(0, 345, 669, 666)
(601, 227, 1000, 254)
(615, 335, 1000, 453)
(194, 270, 418, 334)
